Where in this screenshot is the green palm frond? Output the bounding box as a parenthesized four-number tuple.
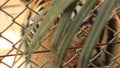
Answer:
(24, 0, 119, 67)
(77, 0, 118, 68)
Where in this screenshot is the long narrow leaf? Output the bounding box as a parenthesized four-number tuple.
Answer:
(51, 0, 78, 53)
(56, 0, 97, 68)
(16, 2, 50, 64)
(77, 0, 118, 68)
(26, 0, 76, 62)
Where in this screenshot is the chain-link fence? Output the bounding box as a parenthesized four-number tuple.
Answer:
(0, 0, 29, 68)
(0, 0, 120, 68)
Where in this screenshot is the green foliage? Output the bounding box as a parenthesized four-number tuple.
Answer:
(77, 0, 118, 68)
(23, 0, 118, 67)
(55, 0, 97, 67)
(25, 0, 77, 62)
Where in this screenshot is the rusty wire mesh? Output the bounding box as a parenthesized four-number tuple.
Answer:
(0, 0, 120, 68)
